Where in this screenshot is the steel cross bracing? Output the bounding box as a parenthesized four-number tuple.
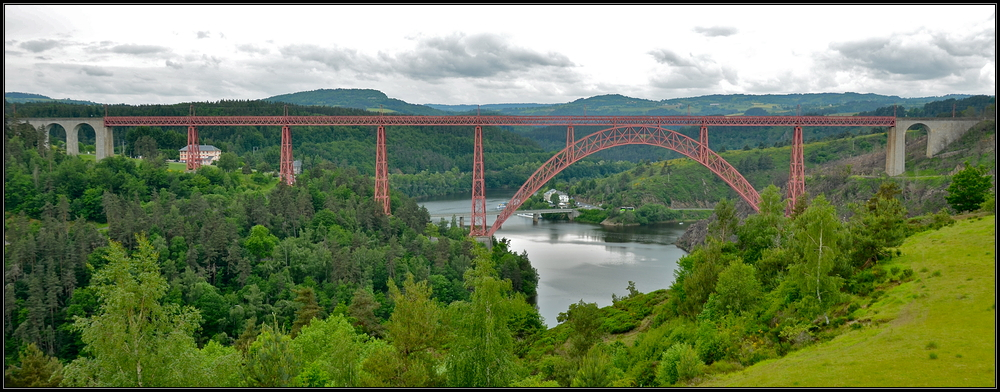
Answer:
(471, 126, 487, 236)
(186, 126, 200, 171)
(486, 125, 760, 237)
(375, 125, 390, 216)
(280, 125, 295, 185)
(787, 126, 805, 214)
(104, 115, 895, 127)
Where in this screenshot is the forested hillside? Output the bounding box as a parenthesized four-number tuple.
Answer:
(4, 118, 542, 386)
(556, 118, 995, 228)
(264, 88, 446, 115)
(4, 99, 639, 198)
(255, 89, 983, 117)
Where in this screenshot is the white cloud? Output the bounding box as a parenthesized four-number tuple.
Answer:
(693, 26, 738, 37)
(3, 5, 994, 104)
(19, 39, 62, 53)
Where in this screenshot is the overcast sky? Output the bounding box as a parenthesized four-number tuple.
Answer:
(4, 5, 996, 105)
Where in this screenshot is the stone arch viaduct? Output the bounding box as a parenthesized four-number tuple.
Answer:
(22, 117, 115, 159)
(886, 118, 984, 176)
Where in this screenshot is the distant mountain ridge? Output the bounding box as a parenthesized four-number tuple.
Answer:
(7, 90, 983, 117)
(262, 90, 978, 117)
(4, 92, 101, 106)
(263, 88, 446, 116)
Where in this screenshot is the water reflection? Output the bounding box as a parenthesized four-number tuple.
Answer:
(420, 190, 687, 328)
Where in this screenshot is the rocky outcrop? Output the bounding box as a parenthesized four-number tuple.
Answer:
(676, 218, 709, 253)
(675, 198, 755, 253)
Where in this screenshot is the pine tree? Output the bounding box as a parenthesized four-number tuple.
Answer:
(290, 287, 321, 338)
(4, 343, 63, 387)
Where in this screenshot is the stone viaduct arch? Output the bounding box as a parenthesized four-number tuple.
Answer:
(487, 125, 761, 237)
(22, 118, 115, 160)
(886, 118, 983, 176)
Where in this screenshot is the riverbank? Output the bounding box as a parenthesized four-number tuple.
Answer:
(420, 193, 688, 328)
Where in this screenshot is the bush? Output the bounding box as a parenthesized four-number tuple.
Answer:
(737, 336, 776, 366)
(602, 308, 639, 334)
(906, 209, 955, 234)
(656, 343, 703, 386)
(714, 261, 763, 315)
(575, 208, 608, 224)
(778, 324, 814, 349)
(624, 360, 657, 387)
(946, 162, 992, 213)
(694, 320, 735, 365)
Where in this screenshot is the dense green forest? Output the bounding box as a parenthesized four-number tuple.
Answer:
(4, 117, 543, 386)
(264, 88, 447, 115)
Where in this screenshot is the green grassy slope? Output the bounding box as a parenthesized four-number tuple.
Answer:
(704, 216, 996, 387)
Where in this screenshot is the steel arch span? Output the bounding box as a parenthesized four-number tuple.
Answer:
(487, 125, 761, 237)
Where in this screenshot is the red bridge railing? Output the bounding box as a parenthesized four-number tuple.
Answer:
(102, 114, 895, 235)
(103, 115, 895, 127)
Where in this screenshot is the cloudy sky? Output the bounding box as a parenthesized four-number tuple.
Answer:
(4, 5, 995, 105)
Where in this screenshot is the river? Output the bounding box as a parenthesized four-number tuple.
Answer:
(419, 190, 688, 328)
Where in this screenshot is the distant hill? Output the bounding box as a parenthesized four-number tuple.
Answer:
(4, 92, 101, 106)
(425, 103, 552, 113)
(476, 93, 978, 117)
(264, 88, 446, 116)
(264, 89, 965, 117)
(7, 89, 983, 118)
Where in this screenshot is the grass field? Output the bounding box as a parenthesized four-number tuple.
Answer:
(703, 215, 996, 387)
(167, 161, 187, 172)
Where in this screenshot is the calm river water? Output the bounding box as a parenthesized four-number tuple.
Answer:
(419, 190, 688, 328)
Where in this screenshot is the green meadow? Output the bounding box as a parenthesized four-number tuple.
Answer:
(704, 215, 996, 387)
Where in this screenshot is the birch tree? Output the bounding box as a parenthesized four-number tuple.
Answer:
(789, 195, 844, 324)
(65, 235, 205, 387)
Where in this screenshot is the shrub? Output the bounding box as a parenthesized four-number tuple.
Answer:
(675, 344, 705, 382)
(705, 360, 743, 374)
(656, 343, 703, 386)
(694, 322, 727, 365)
(946, 162, 992, 213)
(714, 261, 763, 315)
(906, 209, 955, 234)
(779, 324, 814, 348)
(602, 308, 639, 334)
(624, 360, 657, 387)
